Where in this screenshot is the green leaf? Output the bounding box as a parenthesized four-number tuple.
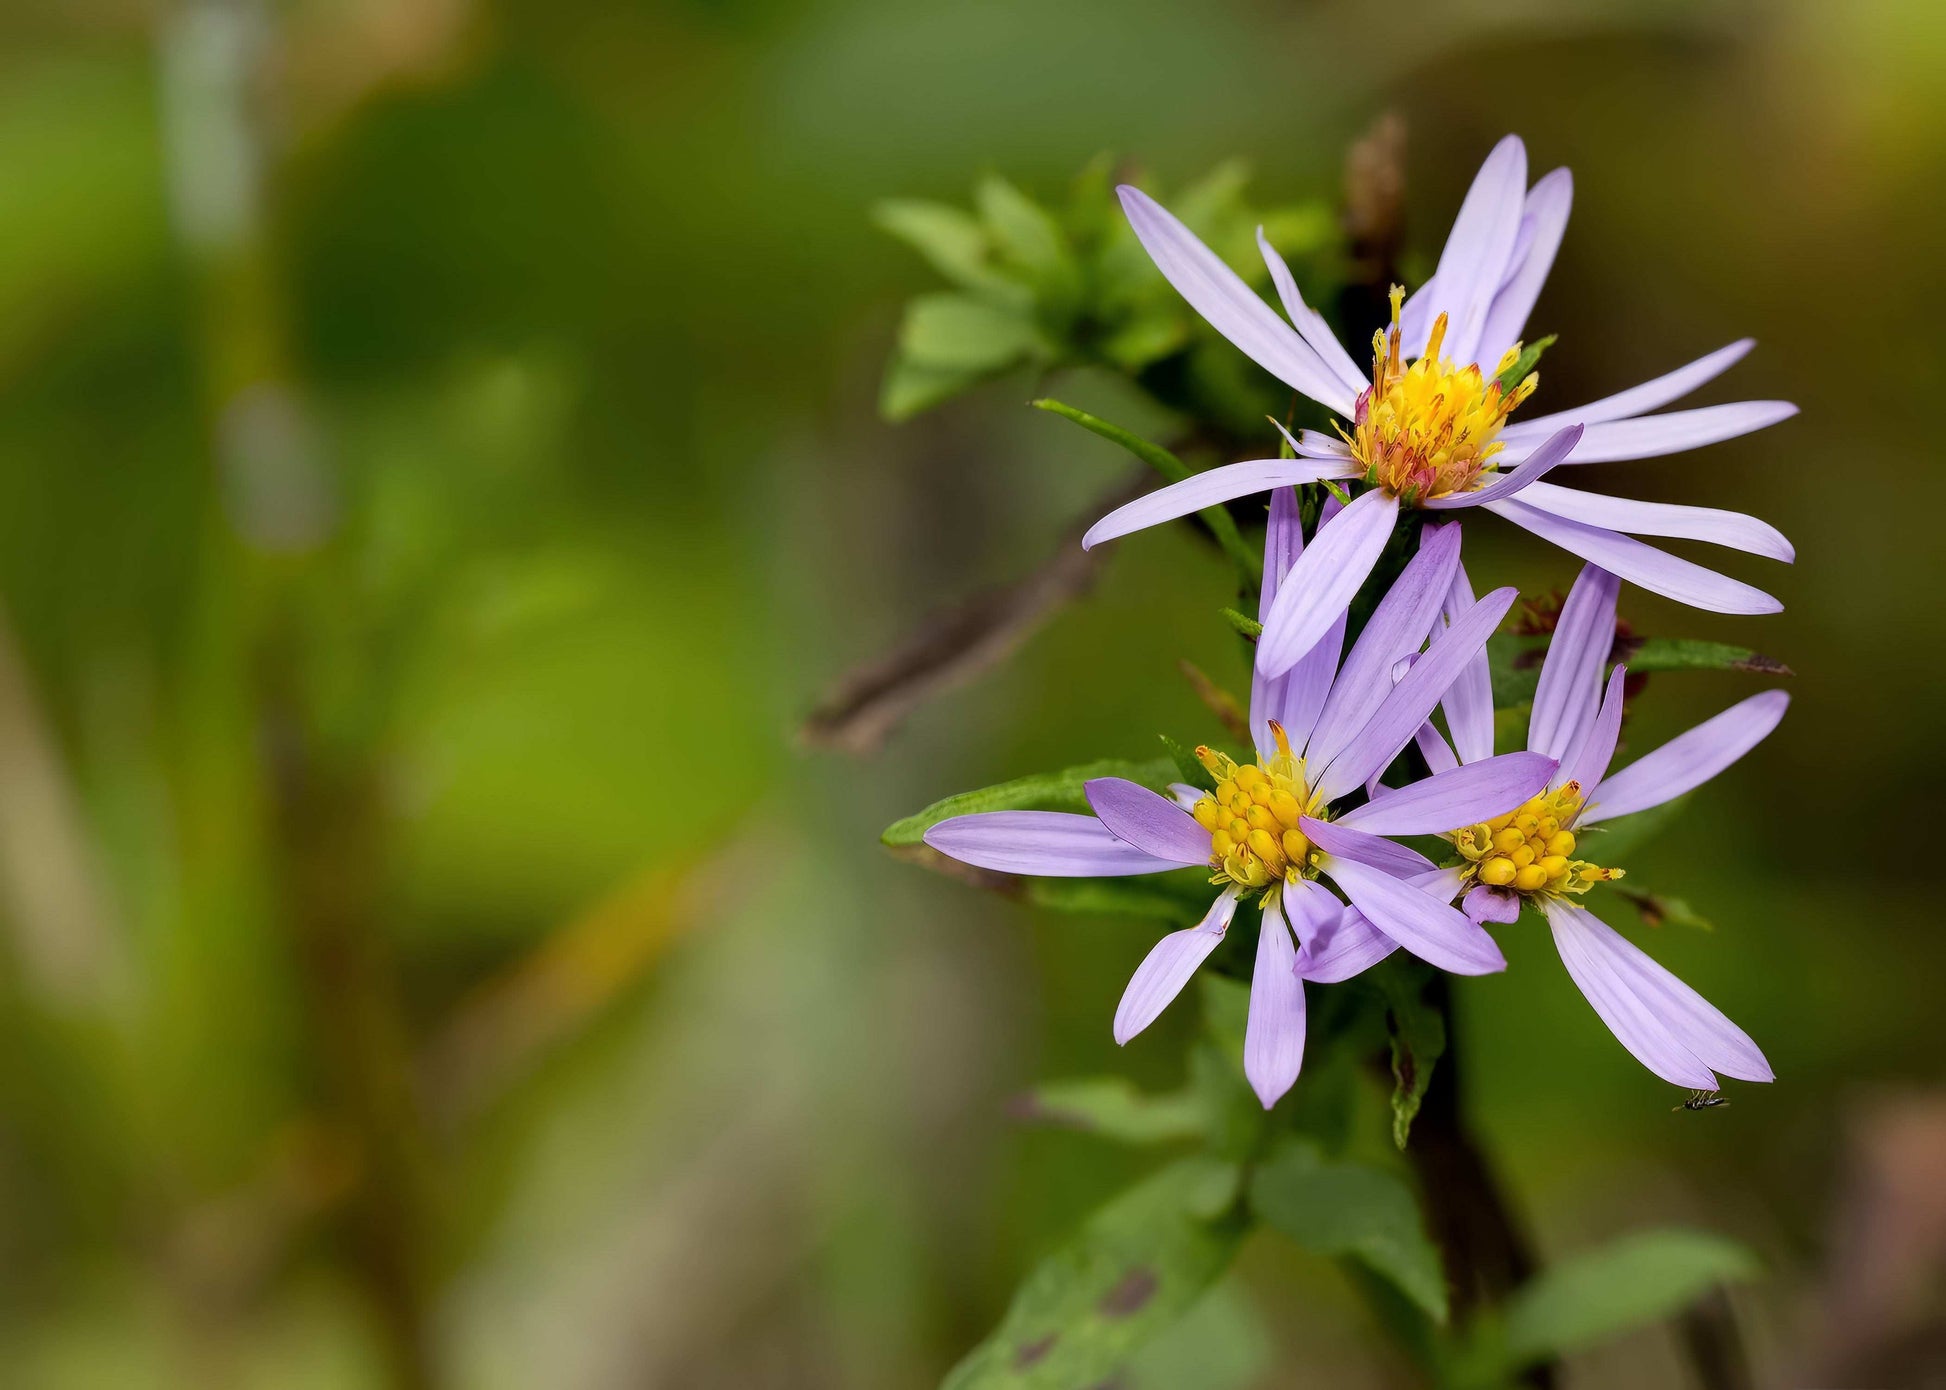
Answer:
(1615, 887, 1715, 932)
(1494, 333, 1555, 395)
(1371, 959, 1446, 1150)
(1013, 1077, 1206, 1146)
(899, 293, 1045, 372)
(1622, 637, 1792, 677)
(883, 757, 1178, 846)
(1579, 794, 1691, 864)
(1124, 1282, 1271, 1390)
(941, 1161, 1246, 1390)
(1161, 735, 1215, 792)
(879, 353, 987, 421)
(1486, 632, 1548, 709)
(1219, 607, 1262, 640)
(1031, 398, 1262, 581)
(1497, 1228, 1761, 1370)
(1098, 309, 1192, 371)
(874, 198, 1030, 307)
(976, 174, 1081, 313)
(1248, 1142, 1449, 1324)
(1025, 870, 1216, 923)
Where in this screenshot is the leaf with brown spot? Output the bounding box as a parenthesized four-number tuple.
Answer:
(941, 1161, 1243, 1389)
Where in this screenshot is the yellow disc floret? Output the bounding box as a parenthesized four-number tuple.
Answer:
(1187, 722, 1326, 900)
(1342, 285, 1538, 504)
(1449, 781, 1623, 904)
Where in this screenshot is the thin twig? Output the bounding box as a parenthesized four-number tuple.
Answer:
(800, 472, 1147, 755)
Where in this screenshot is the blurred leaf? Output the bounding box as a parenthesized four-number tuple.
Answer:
(1621, 637, 1792, 677)
(1247, 1141, 1448, 1324)
(882, 757, 1177, 846)
(1098, 310, 1191, 371)
(1025, 870, 1217, 923)
(1616, 888, 1715, 932)
(1494, 334, 1555, 395)
(1013, 1077, 1205, 1145)
(1371, 959, 1445, 1150)
(940, 1161, 1246, 1390)
(1496, 1229, 1761, 1370)
(1580, 795, 1691, 864)
(880, 353, 989, 421)
(1031, 399, 1261, 579)
(1124, 1281, 1272, 1390)
(899, 293, 1045, 371)
(1198, 974, 1250, 1069)
(976, 175, 1081, 313)
(1189, 1040, 1270, 1163)
(875, 198, 1030, 306)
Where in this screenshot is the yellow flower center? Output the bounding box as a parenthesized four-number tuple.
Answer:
(1449, 782, 1623, 900)
(1187, 724, 1325, 896)
(1342, 286, 1538, 503)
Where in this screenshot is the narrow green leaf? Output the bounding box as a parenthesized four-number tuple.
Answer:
(1161, 735, 1216, 792)
(1013, 1077, 1206, 1146)
(874, 198, 1031, 306)
(880, 353, 986, 421)
(1031, 398, 1262, 580)
(940, 1161, 1246, 1390)
(883, 757, 1177, 846)
(1615, 887, 1715, 932)
(1578, 794, 1691, 864)
(900, 293, 1044, 372)
(1219, 607, 1262, 640)
(1494, 333, 1555, 395)
(1498, 1229, 1761, 1369)
(1025, 870, 1216, 923)
(1621, 637, 1792, 677)
(1372, 959, 1446, 1150)
(1248, 1142, 1449, 1324)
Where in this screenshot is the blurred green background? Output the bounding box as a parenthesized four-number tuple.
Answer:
(2, 0, 1943, 1385)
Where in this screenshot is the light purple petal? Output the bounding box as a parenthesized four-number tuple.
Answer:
(1489, 499, 1781, 615)
(1529, 565, 1619, 761)
(1514, 481, 1794, 563)
(1336, 752, 1557, 836)
(1085, 778, 1213, 866)
(1289, 878, 1397, 982)
(1270, 496, 1351, 750)
(1250, 486, 1303, 752)
(1475, 166, 1573, 366)
(1299, 817, 1437, 877)
(1168, 783, 1204, 811)
(1543, 899, 1721, 1089)
(1415, 721, 1460, 774)
(1439, 562, 1495, 764)
(1505, 340, 1755, 438)
(1429, 135, 1529, 367)
(1555, 902, 1772, 1082)
(1257, 227, 1368, 396)
(1313, 586, 1519, 803)
(1508, 401, 1796, 465)
(1258, 489, 1400, 679)
(1422, 424, 1581, 510)
(1464, 885, 1522, 925)
(1583, 690, 1789, 824)
(1245, 894, 1307, 1107)
(1555, 666, 1627, 796)
(1399, 274, 1440, 357)
(924, 811, 1183, 877)
(1083, 458, 1354, 550)
(1118, 186, 1358, 415)
(1318, 853, 1508, 976)
(1113, 890, 1241, 1044)
(1306, 522, 1462, 768)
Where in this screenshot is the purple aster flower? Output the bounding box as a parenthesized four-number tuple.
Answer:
(922, 494, 1559, 1107)
(1086, 134, 1796, 680)
(1410, 562, 1787, 1089)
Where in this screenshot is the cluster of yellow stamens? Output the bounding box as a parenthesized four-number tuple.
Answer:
(1450, 782, 1622, 899)
(1341, 286, 1538, 503)
(1187, 724, 1323, 897)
